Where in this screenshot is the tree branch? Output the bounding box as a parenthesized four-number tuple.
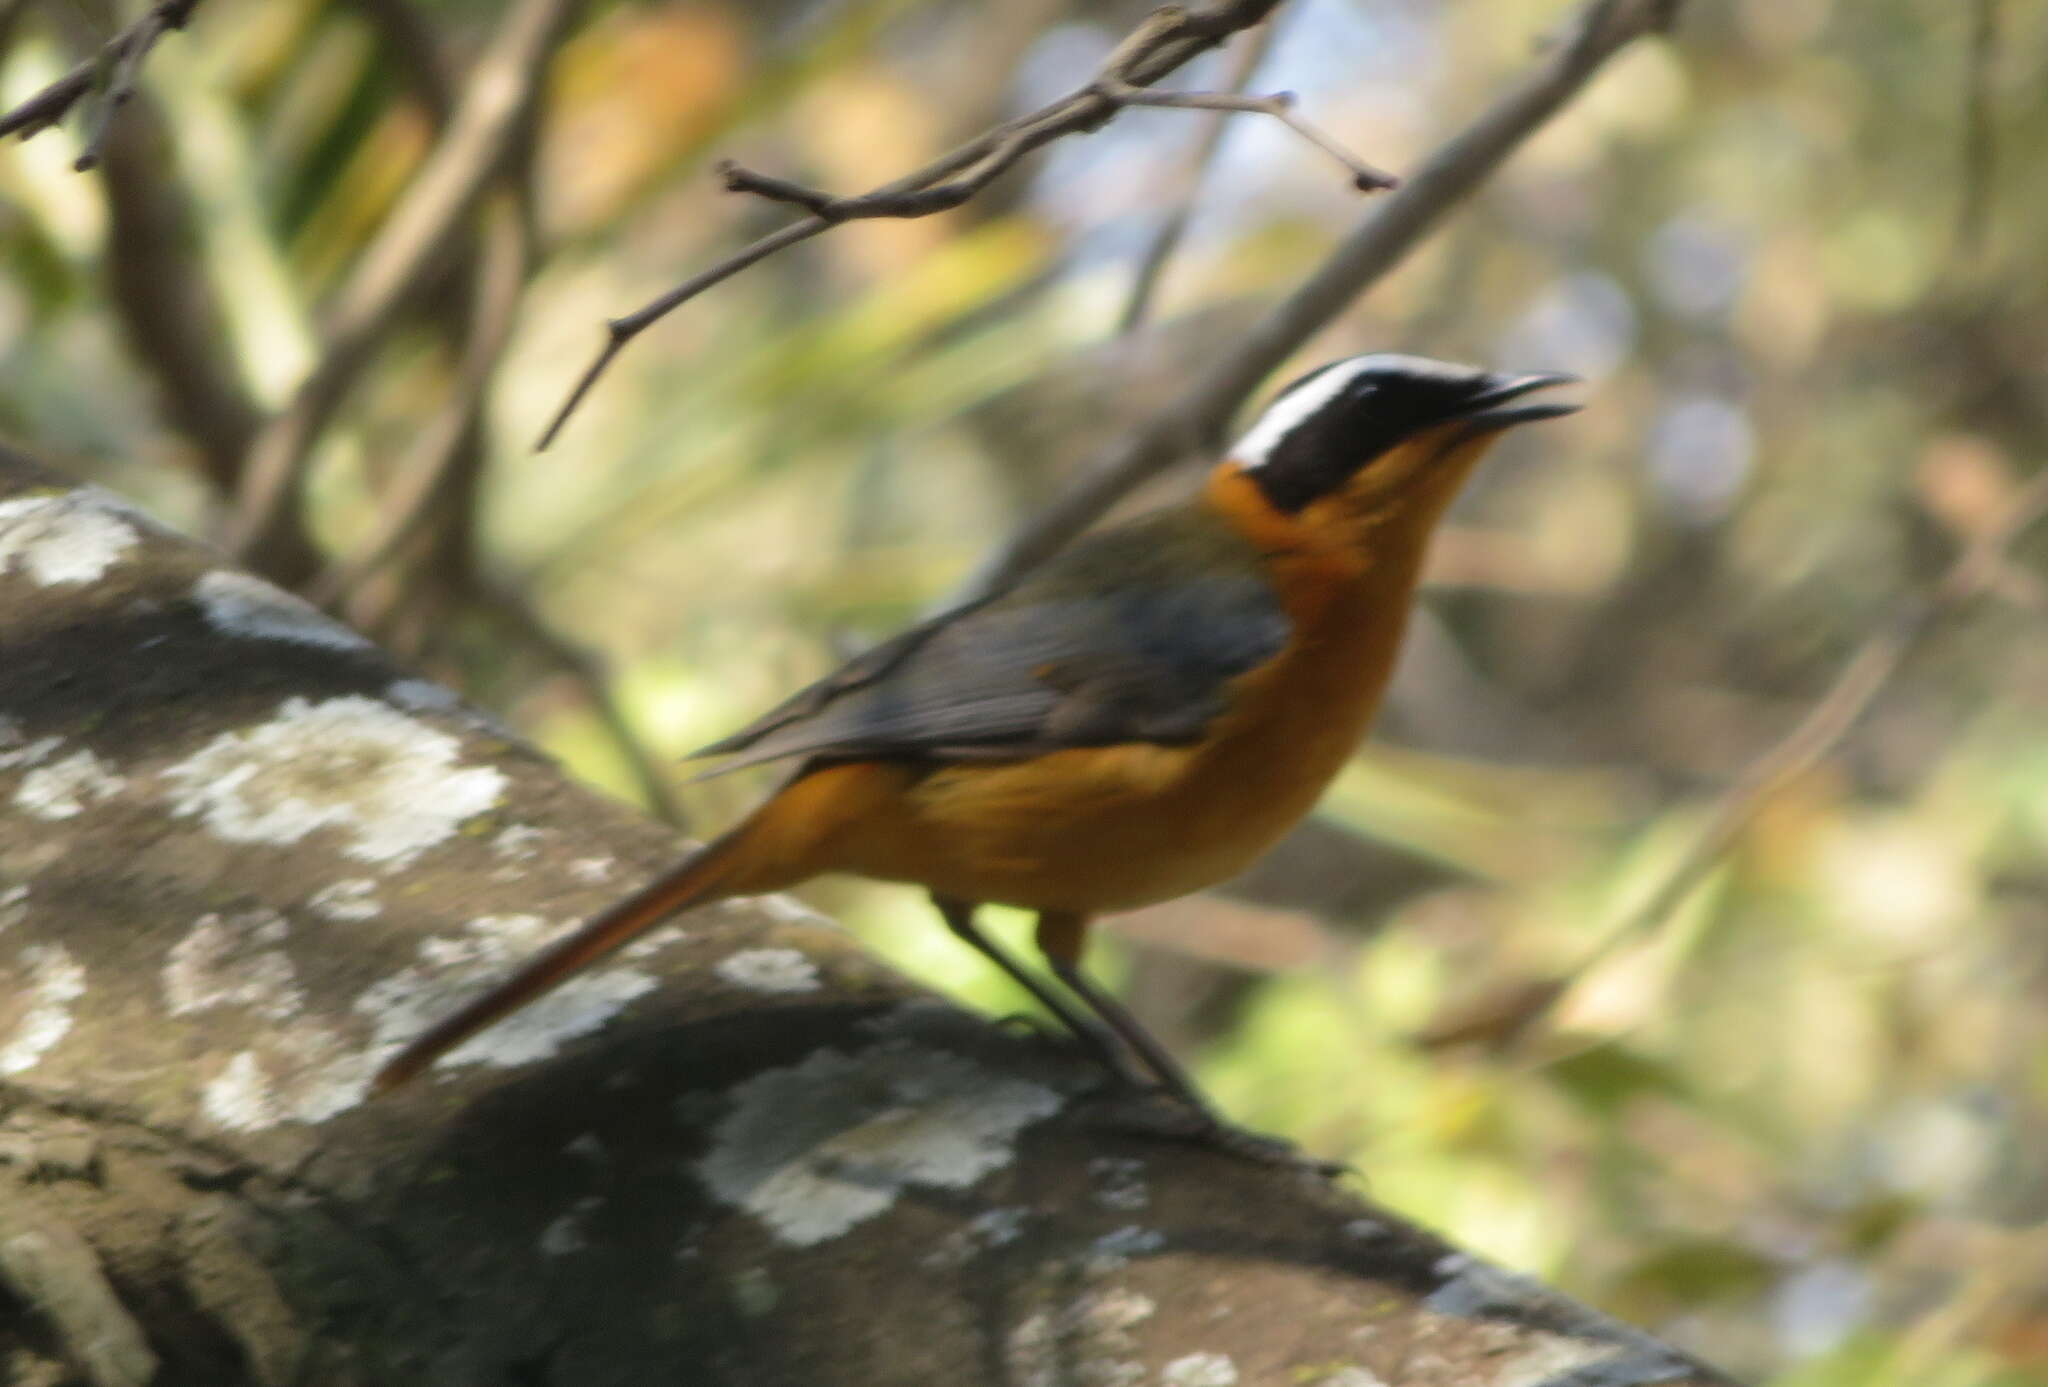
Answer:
(222, 0, 579, 566)
(0, 0, 202, 162)
(535, 0, 1401, 450)
(1521, 463, 2048, 1033)
(306, 200, 528, 615)
(0, 441, 1744, 1387)
(959, 0, 1685, 602)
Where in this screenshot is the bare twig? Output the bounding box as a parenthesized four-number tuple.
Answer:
(1093, 79, 1395, 192)
(224, 0, 578, 565)
(1535, 465, 2048, 1024)
(1118, 21, 1281, 336)
(958, 0, 1686, 603)
(0, 0, 201, 163)
(535, 0, 1405, 451)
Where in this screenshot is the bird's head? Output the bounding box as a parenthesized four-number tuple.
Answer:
(1227, 353, 1579, 532)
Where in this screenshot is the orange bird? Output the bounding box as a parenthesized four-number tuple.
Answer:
(375, 354, 1577, 1144)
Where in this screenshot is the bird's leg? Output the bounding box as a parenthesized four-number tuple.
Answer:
(930, 895, 1150, 1089)
(1033, 910, 1218, 1119)
(1035, 911, 1346, 1177)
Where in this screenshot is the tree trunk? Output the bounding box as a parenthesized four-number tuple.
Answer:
(0, 444, 1740, 1386)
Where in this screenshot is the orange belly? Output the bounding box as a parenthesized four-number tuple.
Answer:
(817, 583, 1409, 914)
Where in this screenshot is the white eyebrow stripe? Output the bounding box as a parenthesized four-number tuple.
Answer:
(1230, 352, 1485, 468)
(1230, 359, 1376, 469)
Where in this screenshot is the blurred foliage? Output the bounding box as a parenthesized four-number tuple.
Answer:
(5, 0, 2048, 1382)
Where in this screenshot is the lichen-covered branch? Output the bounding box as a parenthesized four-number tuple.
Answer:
(0, 444, 1743, 1383)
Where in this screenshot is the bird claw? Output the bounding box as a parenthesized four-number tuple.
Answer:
(1080, 1090, 1349, 1179)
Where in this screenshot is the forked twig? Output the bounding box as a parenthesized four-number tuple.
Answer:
(0, 0, 204, 167)
(535, 0, 1400, 450)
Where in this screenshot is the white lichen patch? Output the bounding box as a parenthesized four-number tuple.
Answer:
(1007, 1287, 1154, 1387)
(1424, 1253, 1545, 1317)
(920, 1205, 1032, 1269)
(192, 570, 373, 651)
(0, 885, 28, 933)
(751, 893, 840, 932)
(15, 748, 127, 820)
(0, 489, 139, 586)
(162, 910, 302, 1020)
(1086, 1224, 1166, 1274)
(714, 947, 820, 994)
(0, 720, 61, 769)
(161, 696, 506, 866)
(0, 945, 86, 1073)
(200, 1026, 371, 1131)
(568, 855, 615, 883)
(693, 1041, 1062, 1247)
(384, 678, 458, 711)
(618, 925, 686, 960)
(1162, 1352, 1240, 1387)
(1089, 1156, 1151, 1212)
(1308, 1370, 1387, 1387)
(1476, 1337, 1671, 1387)
(307, 878, 382, 923)
(539, 1197, 604, 1256)
(354, 914, 656, 1073)
(491, 824, 544, 859)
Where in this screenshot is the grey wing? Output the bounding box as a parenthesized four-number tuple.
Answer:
(693, 537, 1290, 773)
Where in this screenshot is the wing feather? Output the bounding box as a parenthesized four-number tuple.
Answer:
(694, 510, 1291, 773)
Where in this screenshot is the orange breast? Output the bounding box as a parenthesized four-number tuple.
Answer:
(819, 470, 1433, 913)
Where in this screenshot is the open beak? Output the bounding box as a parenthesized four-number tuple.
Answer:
(1458, 371, 1582, 432)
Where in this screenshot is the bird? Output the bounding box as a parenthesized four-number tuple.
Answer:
(373, 353, 1579, 1148)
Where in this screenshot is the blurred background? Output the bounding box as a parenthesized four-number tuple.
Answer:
(4, 0, 2047, 1381)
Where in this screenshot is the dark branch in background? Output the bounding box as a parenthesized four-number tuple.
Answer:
(223, 0, 579, 565)
(307, 201, 528, 615)
(98, 101, 259, 493)
(1118, 19, 1282, 336)
(535, 0, 1400, 451)
(1950, 0, 2001, 264)
(355, 0, 457, 125)
(1493, 463, 2048, 1047)
(0, 0, 201, 168)
(959, 0, 1686, 603)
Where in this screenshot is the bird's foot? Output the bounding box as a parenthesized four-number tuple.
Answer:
(1080, 1089, 1349, 1179)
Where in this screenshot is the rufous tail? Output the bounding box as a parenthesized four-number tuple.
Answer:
(372, 830, 751, 1093)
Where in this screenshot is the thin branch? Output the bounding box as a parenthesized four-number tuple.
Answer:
(1531, 464, 2048, 1030)
(535, 0, 1405, 451)
(1093, 80, 1396, 192)
(223, 0, 579, 564)
(958, 0, 1687, 604)
(97, 96, 258, 491)
(0, 0, 201, 161)
(1118, 20, 1282, 336)
(307, 196, 529, 611)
